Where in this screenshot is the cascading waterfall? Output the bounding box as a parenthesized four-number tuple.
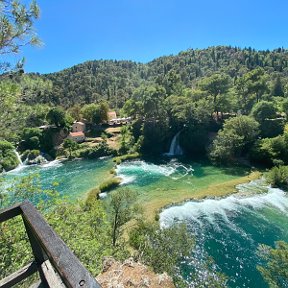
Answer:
(165, 131, 183, 156)
(14, 149, 23, 166)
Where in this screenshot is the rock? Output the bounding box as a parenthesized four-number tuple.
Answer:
(96, 257, 175, 288)
(27, 155, 48, 165)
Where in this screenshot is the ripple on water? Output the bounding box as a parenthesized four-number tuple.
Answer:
(159, 183, 288, 288)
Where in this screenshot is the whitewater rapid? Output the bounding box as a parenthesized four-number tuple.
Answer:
(116, 159, 194, 185)
(160, 180, 288, 228)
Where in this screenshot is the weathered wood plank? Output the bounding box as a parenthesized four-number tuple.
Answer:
(0, 261, 38, 288)
(20, 201, 101, 288)
(0, 203, 21, 223)
(29, 280, 43, 288)
(41, 260, 66, 288)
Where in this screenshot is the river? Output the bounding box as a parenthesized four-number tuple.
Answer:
(3, 157, 288, 287)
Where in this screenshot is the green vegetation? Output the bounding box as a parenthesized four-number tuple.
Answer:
(79, 141, 115, 159)
(86, 177, 122, 203)
(266, 166, 288, 188)
(129, 220, 194, 275)
(63, 138, 79, 158)
(113, 152, 140, 164)
(108, 188, 139, 246)
(0, 0, 40, 62)
(81, 102, 109, 124)
(129, 220, 227, 287)
(257, 241, 288, 288)
(0, 177, 127, 280)
(4, 46, 288, 169)
(99, 177, 122, 193)
(251, 129, 288, 166)
(0, 140, 19, 172)
(209, 115, 259, 163)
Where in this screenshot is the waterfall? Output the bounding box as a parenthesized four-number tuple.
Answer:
(165, 131, 183, 156)
(14, 150, 23, 166)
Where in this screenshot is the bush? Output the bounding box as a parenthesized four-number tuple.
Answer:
(28, 150, 40, 160)
(99, 177, 121, 192)
(86, 187, 101, 205)
(129, 220, 194, 275)
(85, 177, 122, 205)
(0, 141, 19, 172)
(251, 135, 288, 166)
(21, 149, 41, 162)
(266, 165, 288, 188)
(210, 115, 259, 164)
(0, 140, 14, 151)
(21, 128, 42, 150)
(113, 152, 140, 164)
(79, 141, 115, 159)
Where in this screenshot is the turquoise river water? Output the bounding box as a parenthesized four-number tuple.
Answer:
(3, 158, 288, 287)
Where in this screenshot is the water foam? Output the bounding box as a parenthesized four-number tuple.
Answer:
(116, 159, 193, 184)
(118, 175, 136, 185)
(41, 159, 63, 168)
(160, 186, 288, 228)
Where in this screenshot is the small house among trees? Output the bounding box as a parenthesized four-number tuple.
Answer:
(72, 121, 86, 133)
(67, 131, 85, 143)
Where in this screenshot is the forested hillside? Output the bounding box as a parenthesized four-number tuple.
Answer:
(12, 46, 288, 108)
(3, 45, 288, 168)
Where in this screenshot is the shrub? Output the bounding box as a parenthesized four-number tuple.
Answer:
(79, 141, 115, 159)
(266, 165, 288, 188)
(28, 150, 40, 160)
(99, 177, 121, 192)
(21, 150, 41, 161)
(21, 128, 42, 150)
(0, 141, 19, 172)
(251, 135, 288, 166)
(86, 187, 101, 205)
(113, 152, 140, 164)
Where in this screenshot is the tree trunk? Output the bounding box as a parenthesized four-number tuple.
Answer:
(112, 212, 118, 247)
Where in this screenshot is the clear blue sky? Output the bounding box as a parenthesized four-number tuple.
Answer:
(5, 0, 288, 74)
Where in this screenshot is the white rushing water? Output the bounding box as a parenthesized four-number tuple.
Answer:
(165, 131, 183, 156)
(160, 182, 288, 228)
(116, 159, 193, 185)
(14, 150, 23, 166)
(41, 159, 63, 168)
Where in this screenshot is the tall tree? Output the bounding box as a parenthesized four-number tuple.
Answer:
(198, 73, 231, 116)
(210, 115, 259, 163)
(108, 188, 138, 247)
(0, 0, 40, 71)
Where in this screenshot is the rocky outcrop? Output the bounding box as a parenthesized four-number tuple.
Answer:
(96, 257, 175, 288)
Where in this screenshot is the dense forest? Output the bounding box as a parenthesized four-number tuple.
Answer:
(16, 46, 288, 107)
(3, 46, 288, 168)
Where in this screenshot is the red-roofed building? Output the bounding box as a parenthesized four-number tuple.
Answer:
(67, 131, 85, 143)
(72, 121, 86, 132)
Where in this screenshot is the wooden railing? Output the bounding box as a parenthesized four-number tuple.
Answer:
(0, 201, 101, 288)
